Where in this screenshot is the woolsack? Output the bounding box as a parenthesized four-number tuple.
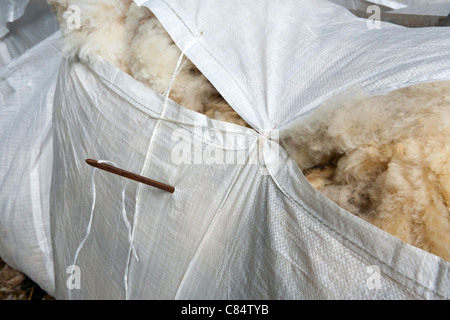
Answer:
(48, 0, 450, 262)
(46, 0, 450, 299)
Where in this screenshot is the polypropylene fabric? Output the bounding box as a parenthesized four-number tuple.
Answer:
(0, 0, 59, 295)
(0, 0, 29, 38)
(48, 0, 449, 299)
(0, 30, 62, 295)
(143, 0, 450, 133)
(0, 0, 59, 68)
(1, 0, 449, 299)
(52, 55, 448, 300)
(369, 0, 450, 9)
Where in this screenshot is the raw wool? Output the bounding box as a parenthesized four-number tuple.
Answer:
(280, 81, 450, 262)
(47, 0, 249, 127)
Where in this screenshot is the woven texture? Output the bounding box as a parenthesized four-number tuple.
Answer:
(1, 0, 450, 299)
(50, 0, 450, 297)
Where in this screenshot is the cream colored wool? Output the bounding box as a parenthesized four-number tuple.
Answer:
(47, 0, 249, 127)
(281, 82, 450, 261)
(48, 0, 449, 261)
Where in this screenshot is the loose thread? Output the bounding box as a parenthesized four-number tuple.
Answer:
(68, 164, 98, 300)
(70, 160, 139, 300)
(125, 34, 204, 300)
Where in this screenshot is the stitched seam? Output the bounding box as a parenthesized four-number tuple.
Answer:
(96, 73, 254, 151)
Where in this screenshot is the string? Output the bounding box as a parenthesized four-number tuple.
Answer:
(68, 162, 98, 300)
(124, 34, 205, 300)
(95, 160, 140, 263)
(69, 160, 139, 299)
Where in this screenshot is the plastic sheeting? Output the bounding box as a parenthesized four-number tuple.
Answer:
(0, 0, 29, 38)
(0, 0, 60, 295)
(0, 31, 61, 295)
(138, 0, 450, 133)
(48, 0, 450, 299)
(0, 0, 58, 68)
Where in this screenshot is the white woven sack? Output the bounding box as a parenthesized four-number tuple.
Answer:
(0, 0, 29, 38)
(50, 0, 450, 299)
(0, 30, 62, 295)
(0, 0, 59, 68)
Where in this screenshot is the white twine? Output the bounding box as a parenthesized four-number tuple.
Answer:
(70, 160, 139, 299)
(125, 34, 204, 300)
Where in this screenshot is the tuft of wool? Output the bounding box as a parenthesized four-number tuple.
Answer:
(47, 0, 132, 71)
(47, 0, 249, 127)
(281, 81, 450, 261)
